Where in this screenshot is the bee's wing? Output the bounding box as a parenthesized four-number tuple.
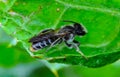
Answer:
(29, 29, 55, 43)
(39, 29, 55, 35)
(55, 32, 68, 37)
(28, 35, 41, 43)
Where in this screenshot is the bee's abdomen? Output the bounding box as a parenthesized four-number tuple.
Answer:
(32, 39, 51, 50)
(31, 37, 58, 50)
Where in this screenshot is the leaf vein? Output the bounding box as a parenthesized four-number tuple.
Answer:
(56, 0, 120, 17)
(53, 7, 68, 28)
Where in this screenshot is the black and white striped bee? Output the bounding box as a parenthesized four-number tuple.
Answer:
(29, 20, 87, 58)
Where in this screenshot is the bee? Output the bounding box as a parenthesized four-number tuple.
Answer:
(29, 20, 87, 58)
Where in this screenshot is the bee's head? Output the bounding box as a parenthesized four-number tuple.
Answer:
(73, 23, 86, 36)
(63, 20, 87, 36)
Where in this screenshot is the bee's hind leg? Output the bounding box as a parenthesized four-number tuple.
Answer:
(46, 38, 62, 52)
(65, 40, 87, 59)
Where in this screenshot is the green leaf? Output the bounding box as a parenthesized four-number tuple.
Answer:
(0, 0, 120, 67)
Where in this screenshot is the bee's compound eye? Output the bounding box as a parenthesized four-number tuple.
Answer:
(76, 30, 86, 36)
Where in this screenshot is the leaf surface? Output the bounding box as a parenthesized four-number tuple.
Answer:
(0, 0, 120, 67)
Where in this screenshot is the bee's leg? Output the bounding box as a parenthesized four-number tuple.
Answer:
(65, 40, 87, 59)
(73, 40, 87, 59)
(65, 40, 79, 48)
(65, 41, 72, 48)
(46, 38, 62, 52)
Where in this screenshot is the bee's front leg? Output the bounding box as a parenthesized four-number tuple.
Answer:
(65, 40, 80, 48)
(65, 40, 87, 59)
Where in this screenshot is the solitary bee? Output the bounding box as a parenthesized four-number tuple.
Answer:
(29, 20, 87, 58)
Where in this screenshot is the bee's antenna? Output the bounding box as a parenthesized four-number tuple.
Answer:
(63, 20, 78, 24)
